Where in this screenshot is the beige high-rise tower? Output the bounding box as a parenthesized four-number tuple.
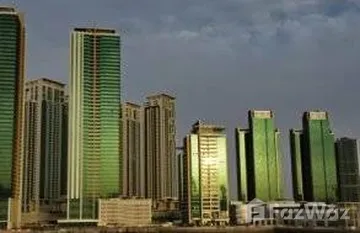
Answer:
(122, 102, 145, 197)
(23, 78, 67, 214)
(144, 94, 176, 205)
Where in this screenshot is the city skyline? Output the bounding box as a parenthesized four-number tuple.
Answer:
(1, 1, 360, 230)
(4, 0, 360, 200)
(0, 0, 359, 202)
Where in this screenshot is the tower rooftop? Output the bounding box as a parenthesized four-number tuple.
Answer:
(74, 28, 116, 34)
(0, 6, 16, 12)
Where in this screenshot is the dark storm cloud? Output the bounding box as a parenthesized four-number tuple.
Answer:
(3, 0, 360, 197)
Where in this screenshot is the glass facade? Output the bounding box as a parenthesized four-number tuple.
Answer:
(67, 29, 121, 219)
(235, 110, 283, 202)
(0, 8, 24, 228)
(290, 111, 338, 202)
(181, 122, 229, 225)
(303, 112, 337, 202)
(335, 138, 360, 202)
(189, 135, 200, 219)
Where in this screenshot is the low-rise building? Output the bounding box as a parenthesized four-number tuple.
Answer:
(229, 201, 245, 225)
(98, 198, 152, 227)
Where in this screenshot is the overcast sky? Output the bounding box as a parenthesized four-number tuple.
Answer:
(4, 0, 360, 199)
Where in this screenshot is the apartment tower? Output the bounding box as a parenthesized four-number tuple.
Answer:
(181, 121, 229, 225)
(0, 7, 25, 229)
(67, 28, 122, 220)
(144, 94, 176, 205)
(23, 78, 67, 213)
(122, 102, 145, 197)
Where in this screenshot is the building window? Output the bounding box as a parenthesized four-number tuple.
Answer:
(35, 86, 38, 100)
(48, 88, 52, 101)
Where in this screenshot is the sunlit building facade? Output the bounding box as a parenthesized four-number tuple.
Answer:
(98, 198, 152, 227)
(66, 28, 122, 220)
(235, 110, 283, 202)
(0, 7, 25, 229)
(181, 121, 229, 225)
(290, 111, 338, 202)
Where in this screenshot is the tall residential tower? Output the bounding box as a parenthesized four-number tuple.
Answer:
(122, 102, 145, 197)
(290, 111, 338, 202)
(23, 78, 67, 213)
(0, 7, 25, 229)
(144, 94, 176, 205)
(235, 110, 283, 202)
(181, 121, 229, 225)
(67, 28, 122, 220)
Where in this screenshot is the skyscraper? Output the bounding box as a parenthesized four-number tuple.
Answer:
(67, 28, 121, 220)
(144, 93, 176, 205)
(23, 78, 67, 213)
(335, 137, 360, 202)
(290, 111, 338, 202)
(181, 121, 229, 225)
(235, 110, 283, 202)
(122, 102, 144, 197)
(0, 7, 25, 229)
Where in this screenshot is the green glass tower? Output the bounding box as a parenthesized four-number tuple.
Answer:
(181, 121, 229, 225)
(66, 28, 121, 220)
(0, 7, 25, 229)
(235, 110, 283, 202)
(290, 111, 338, 202)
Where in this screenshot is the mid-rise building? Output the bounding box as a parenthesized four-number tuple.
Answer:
(66, 28, 122, 220)
(98, 198, 152, 227)
(23, 78, 67, 213)
(122, 102, 144, 197)
(181, 121, 229, 225)
(144, 94, 177, 205)
(235, 110, 283, 202)
(335, 138, 360, 202)
(0, 6, 25, 229)
(290, 111, 338, 202)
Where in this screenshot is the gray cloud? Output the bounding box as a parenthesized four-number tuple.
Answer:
(5, 0, 360, 198)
